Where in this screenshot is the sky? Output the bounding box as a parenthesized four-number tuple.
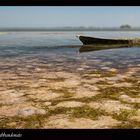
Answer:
(0, 6, 140, 28)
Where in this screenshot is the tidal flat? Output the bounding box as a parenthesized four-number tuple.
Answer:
(0, 54, 140, 129)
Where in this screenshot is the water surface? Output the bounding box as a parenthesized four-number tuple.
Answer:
(0, 31, 140, 73)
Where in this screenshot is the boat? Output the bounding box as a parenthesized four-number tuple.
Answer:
(78, 35, 140, 45)
(77, 35, 140, 52)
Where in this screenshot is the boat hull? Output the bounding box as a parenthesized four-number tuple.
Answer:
(78, 35, 140, 52)
(79, 36, 130, 45)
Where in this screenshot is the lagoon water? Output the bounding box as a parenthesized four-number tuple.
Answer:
(0, 31, 140, 72)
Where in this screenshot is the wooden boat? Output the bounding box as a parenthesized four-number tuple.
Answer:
(77, 35, 140, 52)
(78, 35, 140, 45)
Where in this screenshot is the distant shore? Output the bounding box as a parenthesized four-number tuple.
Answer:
(1, 27, 140, 32)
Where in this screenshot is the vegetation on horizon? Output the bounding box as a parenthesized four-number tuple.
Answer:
(0, 25, 140, 31)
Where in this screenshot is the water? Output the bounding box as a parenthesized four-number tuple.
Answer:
(1, 31, 140, 129)
(0, 31, 140, 72)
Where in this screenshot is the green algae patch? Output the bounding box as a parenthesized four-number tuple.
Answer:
(47, 77, 66, 82)
(112, 109, 137, 122)
(99, 86, 140, 99)
(0, 117, 26, 129)
(70, 105, 107, 119)
(53, 88, 74, 98)
(48, 86, 128, 105)
(133, 104, 140, 109)
(120, 86, 140, 98)
(98, 87, 123, 100)
(48, 107, 71, 115)
(96, 80, 112, 85)
(122, 78, 139, 83)
(48, 105, 107, 120)
(0, 114, 47, 129)
(24, 115, 45, 128)
(114, 120, 140, 129)
(87, 70, 117, 78)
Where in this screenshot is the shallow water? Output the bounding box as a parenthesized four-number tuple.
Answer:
(0, 31, 140, 72)
(0, 31, 140, 128)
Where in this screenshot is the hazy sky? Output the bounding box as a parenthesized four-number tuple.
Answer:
(0, 6, 140, 28)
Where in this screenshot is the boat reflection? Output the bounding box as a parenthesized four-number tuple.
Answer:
(79, 44, 130, 53)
